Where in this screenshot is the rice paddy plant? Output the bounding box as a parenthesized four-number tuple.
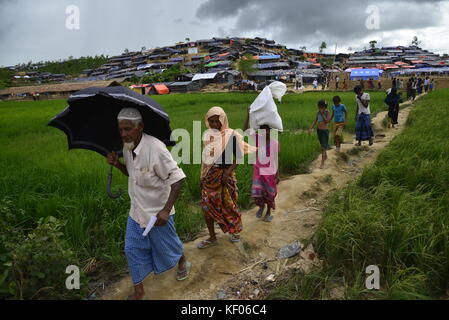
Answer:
(273, 89, 449, 299)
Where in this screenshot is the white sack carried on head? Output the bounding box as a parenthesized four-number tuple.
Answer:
(268, 81, 287, 102)
(248, 86, 283, 131)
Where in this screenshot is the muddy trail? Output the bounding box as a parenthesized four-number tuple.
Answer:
(100, 95, 424, 300)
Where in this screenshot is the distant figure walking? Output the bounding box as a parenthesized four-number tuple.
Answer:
(330, 96, 347, 152)
(385, 88, 402, 128)
(309, 100, 331, 169)
(354, 85, 374, 146)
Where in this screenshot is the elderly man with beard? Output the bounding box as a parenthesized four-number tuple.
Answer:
(106, 108, 190, 300)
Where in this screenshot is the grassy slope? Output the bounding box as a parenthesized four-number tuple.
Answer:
(268, 89, 449, 300)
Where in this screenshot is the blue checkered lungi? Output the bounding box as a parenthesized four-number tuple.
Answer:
(125, 215, 184, 285)
(355, 113, 374, 141)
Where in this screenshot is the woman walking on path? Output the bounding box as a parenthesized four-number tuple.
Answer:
(330, 96, 347, 152)
(411, 78, 417, 101)
(309, 99, 331, 169)
(198, 107, 256, 248)
(244, 110, 280, 222)
(385, 87, 402, 128)
(354, 85, 374, 146)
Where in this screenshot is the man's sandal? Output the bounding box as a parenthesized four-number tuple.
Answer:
(230, 234, 240, 242)
(197, 239, 217, 249)
(176, 261, 191, 281)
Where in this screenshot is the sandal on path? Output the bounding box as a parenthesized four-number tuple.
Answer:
(230, 234, 240, 242)
(126, 292, 144, 300)
(197, 239, 217, 249)
(263, 215, 273, 222)
(176, 261, 191, 281)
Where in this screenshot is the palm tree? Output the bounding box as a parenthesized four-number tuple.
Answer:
(319, 42, 327, 53)
(411, 36, 421, 47)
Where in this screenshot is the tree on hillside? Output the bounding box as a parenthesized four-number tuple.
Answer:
(237, 54, 257, 79)
(319, 42, 327, 53)
(36, 55, 109, 76)
(369, 40, 377, 49)
(141, 46, 146, 51)
(300, 46, 307, 51)
(411, 36, 422, 47)
(124, 48, 129, 54)
(185, 37, 190, 42)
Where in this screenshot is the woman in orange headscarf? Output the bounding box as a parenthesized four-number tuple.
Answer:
(197, 107, 256, 248)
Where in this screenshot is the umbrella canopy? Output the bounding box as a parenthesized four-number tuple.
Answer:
(48, 85, 175, 157)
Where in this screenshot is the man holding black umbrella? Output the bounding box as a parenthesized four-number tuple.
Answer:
(107, 108, 191, 300)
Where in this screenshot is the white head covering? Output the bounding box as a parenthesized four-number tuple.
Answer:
(117, 108, 142, 121)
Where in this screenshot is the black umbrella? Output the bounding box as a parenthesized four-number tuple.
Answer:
(48, 85, 175, 198)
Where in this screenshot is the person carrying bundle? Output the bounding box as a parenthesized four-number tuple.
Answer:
(244, 82, 284, 222)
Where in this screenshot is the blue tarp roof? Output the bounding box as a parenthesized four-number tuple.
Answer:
(391, 67, 449, 75)
(350, 68, 383, 80)
(258, 55, 281, 60)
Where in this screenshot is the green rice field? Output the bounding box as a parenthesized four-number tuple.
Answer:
(268, 89, 449, 300)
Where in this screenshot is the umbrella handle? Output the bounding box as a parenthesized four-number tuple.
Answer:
(107, 165, 123, 199)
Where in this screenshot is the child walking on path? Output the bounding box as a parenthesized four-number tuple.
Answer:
(309, 100, 331, 169)
(244, 109, 280, 222)
(330, 96, 347, 152)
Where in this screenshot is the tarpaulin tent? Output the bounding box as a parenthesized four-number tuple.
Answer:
(137, 64, 154, 70)
(152, 84, 170, 95)
(205, 62, 220, 68)
(349, 68, 383, 80)
(390, 67, 449, 76)
(253, 55, 281, 60)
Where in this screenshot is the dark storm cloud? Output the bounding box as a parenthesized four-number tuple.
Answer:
(197, 0, 445, 49)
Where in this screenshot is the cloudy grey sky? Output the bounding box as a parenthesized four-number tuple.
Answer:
(1, 0, 449, 67)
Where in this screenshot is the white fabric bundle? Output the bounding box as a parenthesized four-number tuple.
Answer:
(248, 81, 285, 131)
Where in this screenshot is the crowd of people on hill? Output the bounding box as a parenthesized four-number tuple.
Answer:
(405, 76, 435, 100)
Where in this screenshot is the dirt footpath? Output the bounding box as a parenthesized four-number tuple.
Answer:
(100, 95, 424, 300)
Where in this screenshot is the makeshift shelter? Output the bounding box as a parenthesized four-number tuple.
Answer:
(253, 55, 281, 62)
(0, 80, 124, 101)
(192, 72, 217, 81)
(349, 68, 383, 80)
(148, 84, 170, 95)
(167, 81, 201, 93)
